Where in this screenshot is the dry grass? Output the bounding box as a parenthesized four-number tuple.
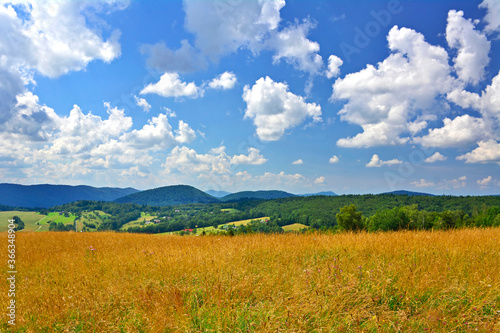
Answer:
(1, 229, 499, 332)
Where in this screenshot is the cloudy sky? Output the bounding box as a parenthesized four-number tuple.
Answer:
(1, 0, 500, 195)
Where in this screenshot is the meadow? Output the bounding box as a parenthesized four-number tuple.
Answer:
(0, 211, 46, 232)
(1, 229, 499, 332)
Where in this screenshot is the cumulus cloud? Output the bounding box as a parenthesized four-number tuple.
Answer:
(366, 154, 402, 168)
(208, 72, 237, 90)
(477, 176, 492, 187)
(0, 1, 124, 78)
(243, 76, 322, 141)
(181, 0, 323, 76)
(0, 1, 126, 125)
(270, 19, 324, 75)
(332, 26, 453, 148)
(424, 152, 447, 163)
(447, 70, 500, 123)
(292, 159, 303, 165)
(329, 155, 340, 163)
(457, 139, 500, 164)
(230, 148, 267, 165)
(140, 73, 202, 98)
(163, 146, 231, 175)
(2, 101, 199, 184)
(134, 96, 151, 113)
(326, 55, 343, 79)
(446, 10, 490, 85)
(411, 179, 435, 188)
(183, 0, 284, 59)
(417, 115, 487, 148)
(163, 146, 267, 175)
(314, 176, 325, 184)
(480, 0, 500, 33)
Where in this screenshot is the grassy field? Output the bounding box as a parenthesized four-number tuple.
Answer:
(1, 228, 499, 332)
(196, 217, 270, 234)
(121, 212, 158, 230)
(0, 211, 46, 232)
(282, 223, 309, 231)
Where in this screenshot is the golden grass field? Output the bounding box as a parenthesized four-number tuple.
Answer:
(1, 229, 499, 332)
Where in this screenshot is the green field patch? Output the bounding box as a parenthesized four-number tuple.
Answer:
(120, 212, 158, 230)
(0, 211, 47, 232)
(220, 208, 241, 213)
(194, 217, 270, 234)
(282, 223, 309, 232)
(38, 212, 77, 226)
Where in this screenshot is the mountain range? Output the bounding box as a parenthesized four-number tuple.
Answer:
(1, 183, 438, 209)
(0, 183, 138, 208)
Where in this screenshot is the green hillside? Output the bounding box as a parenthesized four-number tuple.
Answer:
(114, 185, 220, 206)
(221, 190, 296, 202)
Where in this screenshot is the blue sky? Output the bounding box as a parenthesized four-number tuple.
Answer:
(1, 0, 500, 195)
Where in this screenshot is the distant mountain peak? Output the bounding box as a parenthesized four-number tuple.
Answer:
(382, 190, 435, 196)
(220, 190, 296, 202)
(0, 183, 139, 208)
(114, 184, 220, 206)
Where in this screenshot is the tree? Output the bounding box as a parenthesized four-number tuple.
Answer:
(336, 204, 364, 231)
(13, 216, 25, 231)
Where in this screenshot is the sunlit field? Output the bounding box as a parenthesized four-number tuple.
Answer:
(1, 229, 499, 332)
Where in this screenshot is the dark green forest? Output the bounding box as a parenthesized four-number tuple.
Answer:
(43, 194, 500, 234)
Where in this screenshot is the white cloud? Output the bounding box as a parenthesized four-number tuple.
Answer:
(314, 176, 325, 184)
(480, 0, 500, 33)
(183, 0, 284, 59)
(134, 96, 151, 113)
(140, 73, 202, 98)
(163, 146, 267, 176)
(446, 10, 490, 85)
(457, 139, 500, 164)
(424, 152, 447, 163)
(447, 70, 500, 123)
(326, 55, 343, 79)
(329, 155, 340, 163)
(417, 115, 487, 148)
(0, 1, 124, 78)
(477, 176, 492, 187)
(366, 154, 402, 168)
(411, 179, 435, 188)
(437, 176, 467, 189)
(292, 159, 303, 165)
(175, 120, 197, 144)
(0, 1, 126, 125)
(163, 146, 231, 175)
(332, 26, 453, 148)
(230, 148, 267, 165)
(140, 40, 208, 73)
(182, 0, 323, 75)
(270, 19, 324, 75)
(243, 76, 321, 141)
(208, 72, 237, 90)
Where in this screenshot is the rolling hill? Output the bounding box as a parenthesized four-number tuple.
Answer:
(383, 190, 435, 196)
(220, 190, 297, 202)
(299, 191, 338, 197)
(114, 185, 220, 206)
(0, 183, 139, 208)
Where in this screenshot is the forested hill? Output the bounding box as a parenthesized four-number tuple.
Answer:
(114, 185, 220, 206)
(0, 183, 138, 208)
(382, 190, 435, 196)
(220, 190, 297, 202)
(250, 194, 500, 227)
